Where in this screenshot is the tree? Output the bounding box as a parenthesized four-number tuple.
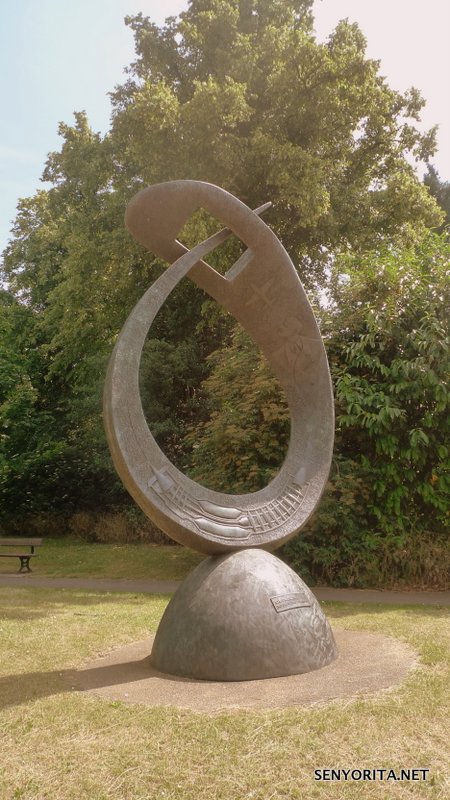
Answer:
(424, 165, 450, 232)
(0, 290, 65, 517)
(186, 325, 290, 492)
(330, 232, 449, 533)
(285, 231, 450, 586)
(0, 0, 444, 528)
(111, 3, 441, 279)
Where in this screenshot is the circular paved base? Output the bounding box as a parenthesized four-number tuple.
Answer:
(73, 630, 417, 712)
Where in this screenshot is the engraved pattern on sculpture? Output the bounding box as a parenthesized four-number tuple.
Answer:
(146, 463, 311, 540)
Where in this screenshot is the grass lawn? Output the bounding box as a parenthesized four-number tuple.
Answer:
(20, 537, 205, 581)
(0, 587, 449, 799)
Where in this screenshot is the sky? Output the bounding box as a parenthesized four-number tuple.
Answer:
(1, 0, 449, 256)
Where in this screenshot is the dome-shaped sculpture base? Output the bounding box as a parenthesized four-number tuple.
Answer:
(151, 549, 337, 681)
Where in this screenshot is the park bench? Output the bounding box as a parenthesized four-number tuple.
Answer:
(0, 538, 43, 573)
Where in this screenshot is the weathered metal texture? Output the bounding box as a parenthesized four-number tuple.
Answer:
(151, 549, 337, 681)
(103, 181, 334, 555)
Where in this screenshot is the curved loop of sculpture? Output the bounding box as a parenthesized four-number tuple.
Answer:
(104, 181, 334, 554)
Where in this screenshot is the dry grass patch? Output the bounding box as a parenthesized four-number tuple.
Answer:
(0, 588, 449, 800)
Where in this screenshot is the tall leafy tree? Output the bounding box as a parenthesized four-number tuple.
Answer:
(329, 233, 449, 532)
(424, 165, 450, 232)
(285, 231, 450, 585)
(111, 1, 440, 277)
(0, 290, 64, 516)
(185, 326, 290, 492)
(0, 0, 444, 535)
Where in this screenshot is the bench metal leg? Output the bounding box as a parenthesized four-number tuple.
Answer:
(18, 556, 31, 573)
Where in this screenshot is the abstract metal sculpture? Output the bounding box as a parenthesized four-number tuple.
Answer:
(104, 181, 337, 680)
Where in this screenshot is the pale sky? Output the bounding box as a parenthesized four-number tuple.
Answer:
(1, 0, 449, 256)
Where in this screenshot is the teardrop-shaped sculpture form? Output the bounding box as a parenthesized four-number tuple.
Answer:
(104, 181, 334, 555)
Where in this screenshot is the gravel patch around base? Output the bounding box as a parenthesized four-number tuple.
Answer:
(73, 630, 418, 713)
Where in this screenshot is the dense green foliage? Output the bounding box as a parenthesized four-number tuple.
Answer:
(285, 233, 449, 586)
(186, 325, 290, 491)
(424, 165, 450, 232)
(1, 0, 448, 585)
(0, 290, 69, 514)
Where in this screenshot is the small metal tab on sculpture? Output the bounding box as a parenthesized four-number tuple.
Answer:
(104, 181, 337, 680)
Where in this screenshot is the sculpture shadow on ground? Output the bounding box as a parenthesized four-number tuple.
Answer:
(0, 661, 149, 713)
(0, 655, 229, 713)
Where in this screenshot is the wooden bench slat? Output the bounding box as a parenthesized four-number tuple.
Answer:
(0, 538, 43, 547)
